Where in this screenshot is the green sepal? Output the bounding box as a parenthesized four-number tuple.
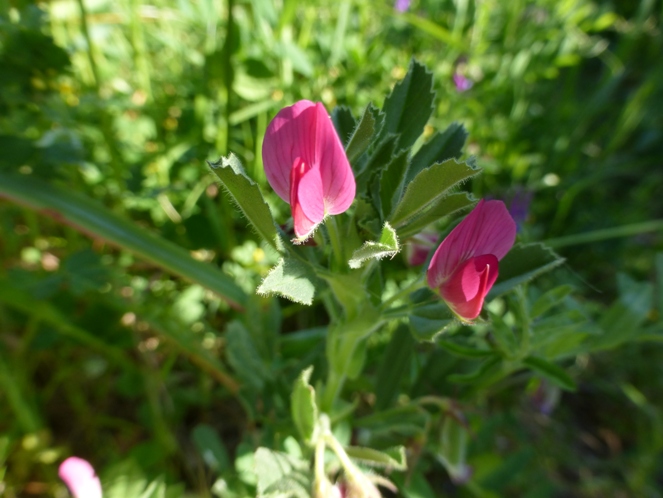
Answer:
(291, 366, 318, 444)
(348, 222, 400, 269)
(208, 153, 282, 252)
(257, 257, 318, 305)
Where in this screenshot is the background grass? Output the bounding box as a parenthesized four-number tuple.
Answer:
(1, 0, 662, 496)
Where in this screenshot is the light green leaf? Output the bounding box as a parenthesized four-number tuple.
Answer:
(254, 448, 310, 498)
(396, 192, 475, 240)
(489, 243, 565, 297)
(407, 122, 468, 182)
(522, 356, 576, 391)
(379, 59, 435, 151)
(345, 445, 407, 471)
(291, 367, 318, 444)
(346, 103, 380, 162)
(349, 222, 400, 269)
(208, 153, 281, 252)
(389, 159, 480, 229)
(257, 257, 318, 305)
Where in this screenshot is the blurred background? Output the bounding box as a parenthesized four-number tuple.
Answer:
(1, 0, 662, 496)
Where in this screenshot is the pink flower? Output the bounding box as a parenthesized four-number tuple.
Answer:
(427, 200, 516, 321)
(406, 231, 438, 266)
(262, 100, 356, 242)
(58, 457, 103, 498)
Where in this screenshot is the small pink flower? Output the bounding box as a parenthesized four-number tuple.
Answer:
(427, 200, 516, 321)
(453, 73, 473, 92)
(262, 100, 356, 242)
(406, 231, 438, 266)
(59, 457, 103, 498)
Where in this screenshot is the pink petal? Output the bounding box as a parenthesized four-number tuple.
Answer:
(262, 101, 355, 216)
(263, 100, 318, 203)
(440, 254, 499, 321)
(290, 158, 323, 240)
(427, 199, 516, 289)
(58, 457, 103, 498)
(311, 103, 355, 214)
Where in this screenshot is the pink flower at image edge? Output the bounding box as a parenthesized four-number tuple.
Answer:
(262, 100, 356, 242)
(427, 200, 516, 321)
(59, 457, 103, 498)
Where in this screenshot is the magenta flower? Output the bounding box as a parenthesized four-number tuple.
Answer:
(427, 200, 516, 321)
(59, 457, 103, 498)
(262, 100, 356, 243)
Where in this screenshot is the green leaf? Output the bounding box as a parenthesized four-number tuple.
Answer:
(345, 103, 380, 162)
(407, 122, 468, 183)
(379, 59, 435, 151)
(0, 172, 247, 308)
(656, 252, 663, 316)
(345, 445, 407, 471)
(396, 192, 475, 240)
(488, 311, 518, 357)
(438, 417, 469, 482)
(375, 324, 414, 410)
(291, 367, 318, 444)
(437, 340, 495, 358)
(522, 356, 576, 391)
(348, 222, 400, 269)
(530, 285, 574, 319)
(389, 159, 480, 229)
(208, 153, 281, 252)
(356, 135, 398, 196)
(447, 356, 501, 384)
(254, 447, 310, 498)
(489, 243, 565, 297)
(408, 302, 455, 342)
(331, 106, 357, 146)
(379, 150, 410, 219)
(192, 424, 230, 473)
(257, 257, 318, 305)
(354, 404, 429, 438)
(225, 321, 270, 391)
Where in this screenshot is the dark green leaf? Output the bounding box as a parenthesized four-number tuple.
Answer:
(397, 192, 475, 240)
(225, 321, 270, 391)
(345, 103, 380, 162)
(489, 243, 565, 297)
(331, 106, 357, 146)
(530, 285, 574, 319)
(409, 302, 455, 342)
(192, 424, 230, 473)
(375, 324, 414, 410)
(447, 356, 501, 384)
(522, 356, 576, 391)
(379, 150, 409, 219)
(407, 122, 468, 182)
(257, 257, 318, 305)
(437, 340, 495, 358)
(208, 153, 281, 251)
(379, 59, 435, 151)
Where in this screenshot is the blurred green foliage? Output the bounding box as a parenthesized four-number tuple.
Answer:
(0, 0, 662, 496)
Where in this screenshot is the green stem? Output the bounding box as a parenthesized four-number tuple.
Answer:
(326, 216, 345, 271)
(544, 219, 663, 249)
(380, 276, 427, 309)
